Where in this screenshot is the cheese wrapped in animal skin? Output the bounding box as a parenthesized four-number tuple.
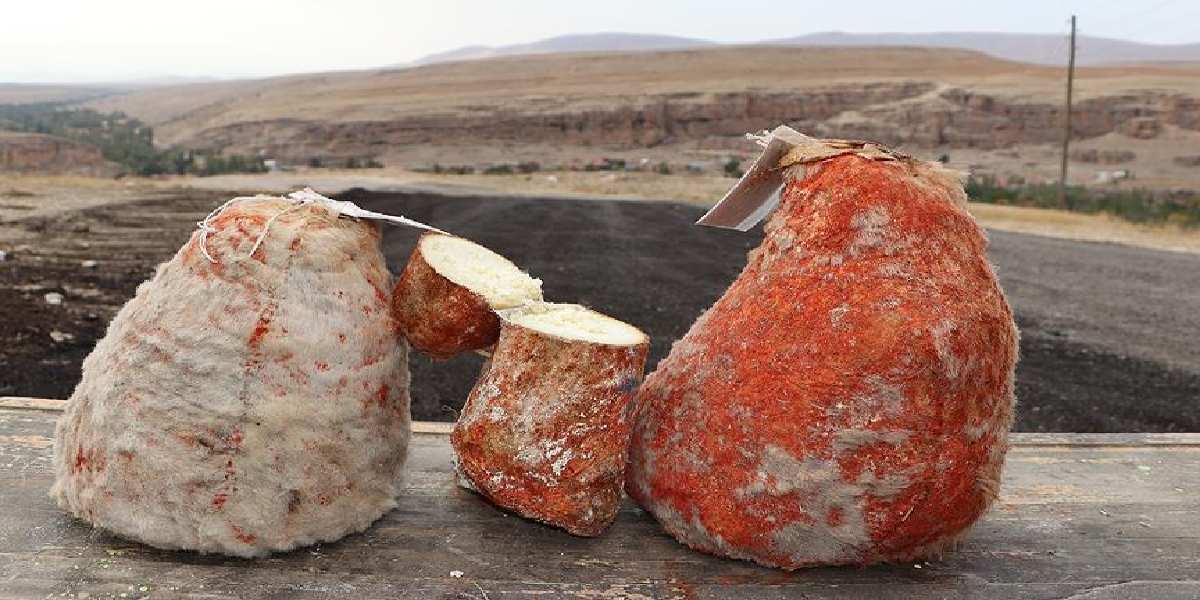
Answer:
(452, 303, 648, 536)
(626, 145, 1018, 568)
(51, 196, 411, 558)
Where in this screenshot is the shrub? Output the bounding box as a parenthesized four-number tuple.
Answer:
(965, 176, 1200, 227)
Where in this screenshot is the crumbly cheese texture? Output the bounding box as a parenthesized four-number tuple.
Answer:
(421, 234, 542, 309)
(501, 302, 646, 346)
(51, 197, 411, 558)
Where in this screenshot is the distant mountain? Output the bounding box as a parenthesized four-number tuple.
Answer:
(0, 76, 222, 105)
(410, 30, 1200, 68)
(0, 83, 118, 105)
(766, 32, 1200, 66)
(114, 75, 222, 88)
(411, 32, 715, 65)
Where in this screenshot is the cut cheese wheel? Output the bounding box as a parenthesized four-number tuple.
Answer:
(626, 140, 1018, 568)
(392, 233, 542, 358)
(451, 302, 649, 536)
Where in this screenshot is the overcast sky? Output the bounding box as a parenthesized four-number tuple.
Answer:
(3, 0, 1196, 83)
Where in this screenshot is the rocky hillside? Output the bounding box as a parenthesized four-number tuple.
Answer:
(84, 47, 1200, 166)
(175, 84, 1200, 163)
(0, 132, 117, 176)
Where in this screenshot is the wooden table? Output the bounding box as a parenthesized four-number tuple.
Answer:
(2, 400, 1198, 599)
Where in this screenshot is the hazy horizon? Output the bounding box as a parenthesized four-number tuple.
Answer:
(4, 0, 1198, 84)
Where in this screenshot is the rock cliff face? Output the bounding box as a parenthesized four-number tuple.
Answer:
(0, 132, 117, 176)
(174, 83, 1200, 163)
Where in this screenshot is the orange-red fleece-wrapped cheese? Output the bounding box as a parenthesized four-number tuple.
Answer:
(626, 144, 1018, 568)
(453, 303, 648, 536)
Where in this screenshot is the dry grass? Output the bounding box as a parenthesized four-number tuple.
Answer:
(0, 175, 160, 222)
(967, 203, 1200, 254)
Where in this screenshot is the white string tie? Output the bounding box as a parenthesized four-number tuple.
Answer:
(195, 188, 446, 264)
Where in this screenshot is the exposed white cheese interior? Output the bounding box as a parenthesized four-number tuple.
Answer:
(421, 234, 543, 309)
(501, 302, 646, 346)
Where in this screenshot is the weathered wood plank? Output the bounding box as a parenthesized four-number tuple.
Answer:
(5, 397, 1199, 447)
(0, 396, 66, 412)
(1, 407, 1197, 599)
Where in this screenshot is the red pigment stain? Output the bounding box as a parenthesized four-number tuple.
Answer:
(118, 450, 135, 462)
(315, 361, 330, 372)
(376, 384, 390, 408)
(248, 314, 272, 348)
(289, 237, 302, 251)
(72, 447, 88, 473)
(827, 506, 844, 527)
(212, 493, 229, 509)
(337, 333, 347, 344)
(231, 525, 257, 545)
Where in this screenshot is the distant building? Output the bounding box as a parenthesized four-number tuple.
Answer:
(1095, 170, 1132, 184)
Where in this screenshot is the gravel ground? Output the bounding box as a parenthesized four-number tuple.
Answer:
(1, 188, 1196, 432)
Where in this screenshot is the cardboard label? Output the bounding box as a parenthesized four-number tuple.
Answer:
(697, 126, 898, 231)
(696, 126, 800, 231)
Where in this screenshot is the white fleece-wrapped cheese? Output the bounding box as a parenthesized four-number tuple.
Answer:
(51, 195, 411, 557)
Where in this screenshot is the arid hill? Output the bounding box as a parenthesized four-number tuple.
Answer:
(83, 46, 1200, 177)
(0, 131, 117, 176)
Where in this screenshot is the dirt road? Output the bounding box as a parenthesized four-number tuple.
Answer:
(1, 188, 1196, 432)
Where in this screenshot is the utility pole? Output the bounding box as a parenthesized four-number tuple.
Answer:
(1058, 14, 1077, 209)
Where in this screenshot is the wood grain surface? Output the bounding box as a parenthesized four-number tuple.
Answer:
(1, 402, 1197, 599)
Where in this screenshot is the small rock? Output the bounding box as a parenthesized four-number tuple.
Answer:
(84, 312, 100, 321)
(449, 570, 464, 578)
(81, 260, 98, 268)
(44, 292, 64, 305)
(50, 330, 75, 343)
(0, 250, 7, 262)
